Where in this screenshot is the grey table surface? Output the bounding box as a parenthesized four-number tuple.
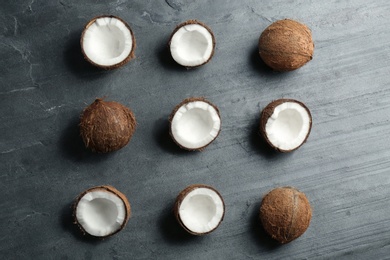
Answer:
(1, 0, 390, 259)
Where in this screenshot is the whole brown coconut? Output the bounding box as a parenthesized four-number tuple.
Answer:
(80, 98, 136, 153)
(258, 19, 314, 71)
(260, 187, 312, 244)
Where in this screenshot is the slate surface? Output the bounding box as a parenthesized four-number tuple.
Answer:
(1, 0, 390, 259)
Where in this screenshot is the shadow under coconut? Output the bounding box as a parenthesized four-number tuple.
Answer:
(248, 115, 282, 159)
(156, 43, 187, 72)
(249, 46, 294, 79)
(58, 115, 115, 163)
(153, 117, 192, 155)
(63, 31, 110, 79)
(248, 200, 281, 251)
(157, 202, 198, 245)
(60, 202, 103, 244)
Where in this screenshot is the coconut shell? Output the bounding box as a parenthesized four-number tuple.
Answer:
(174, 184, 225, 235)
(258, 19, 314, 71)
(73, 185, 131, 238)
(260, 187, 312, 244)
(169, 97, 221, 151)
(81, 15, 136, 70)
(80, 98, 136, 153)
(260, 99, 312, 153)
(168, 20, 216, 68)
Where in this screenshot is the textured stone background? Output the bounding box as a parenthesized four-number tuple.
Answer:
(1, 0, 390, 259)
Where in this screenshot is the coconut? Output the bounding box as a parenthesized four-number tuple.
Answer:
(81, 15, 136, 69)
(80, 98, 136, 153)
(260, 187, 312, 244)
(260, 99, 312, 152)
(74, 185, 131, 238)
(169, 97, 221, 151)
(169, 20, 216, 68)
(258, 19, 314, 71)
(174, 184, 225, 235)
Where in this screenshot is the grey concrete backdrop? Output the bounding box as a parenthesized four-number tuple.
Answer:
(1, 0, 390, 259)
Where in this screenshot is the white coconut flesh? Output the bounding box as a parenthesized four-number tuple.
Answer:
(76, 191, 127, 237)
(171, 101, 221, 149)
(179, 188, 224, 234)
(170, 24, 214, 67)
(265, 102, 311, 151)
(82, 16, 133, 67)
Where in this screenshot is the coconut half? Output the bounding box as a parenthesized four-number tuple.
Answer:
(260, 99, 312, 152)
(169, 97, 221, 151)
(174, 184, 225, 235)
(81, 15, 136, 69)
(74, 186, 131, 238)
(169, 20, 215, 68)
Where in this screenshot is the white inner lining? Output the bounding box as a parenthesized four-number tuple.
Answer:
(76, 190, 126, 237)
(179, 187, 224, 234)
(265, 102, 311, 151)
(171, 101, 221, 149)
(170, 24, 213, 67)
(82, 17, 133, 66)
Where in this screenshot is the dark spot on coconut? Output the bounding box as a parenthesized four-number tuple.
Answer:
(80, 98, 136, 153)
(258, 19, 314, 71)
(260, 187, 312, 244)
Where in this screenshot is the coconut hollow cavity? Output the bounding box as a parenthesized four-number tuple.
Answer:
(74, 185, 131, 238)
(260, 187, 312, 244)
(80, 98, 136, 153)
(169, 20, 216, 68)
(174, 184, 225, 235)
(258, 19, 314, 71)
(169, 97, 221, 151)
(81, 15, 136, 69)
(260, 99, 312, 152)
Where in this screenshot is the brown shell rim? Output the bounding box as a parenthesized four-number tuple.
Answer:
(259, 186, 312, 244)
(174, 184, 225, 235)
(259, 99, 312, 153)
(80, 15, 136, 70)
(169, 97, 221, 151)
(73, 185, 131, 238)
(168, 20, 216, 68)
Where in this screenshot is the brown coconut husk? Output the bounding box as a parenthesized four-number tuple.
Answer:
(174, 184, 225, 235)
(81, 15, 136, 70)
(169, 97, 221, 151)
(260, 99, 312, 153)
(73, 185, 131, 238)
(80, 98, 136, 153)
(259, 186, 312, 244)
(168, 20, 216, 68)
(258, 19, 314, 71)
